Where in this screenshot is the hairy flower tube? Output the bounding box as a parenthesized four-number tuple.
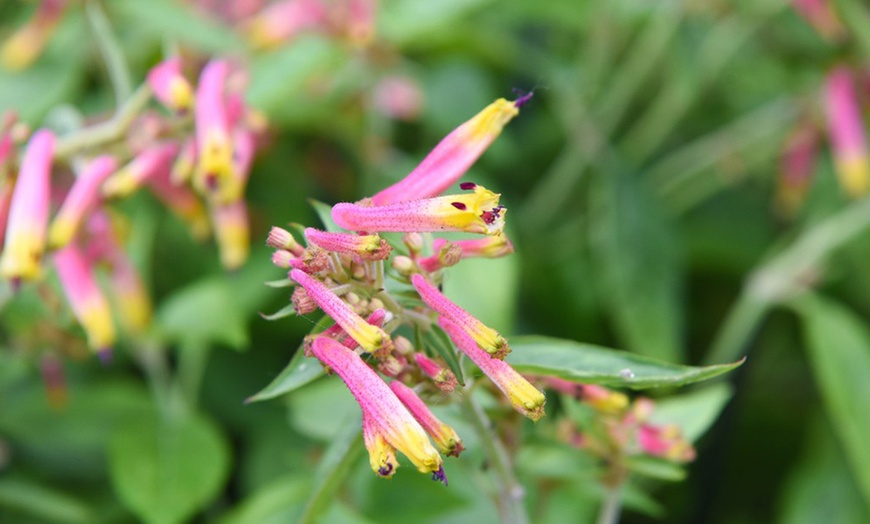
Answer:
(290, 268, 392, 355)
(0, 129, 55, 282)
(412, 273, 510, 359)
(304, 227, 391, 260)
(825, 67, 870, 197)
(389, 381, 464, 457)
(53, 243, 116, 359)
(371, 98, 521, 205)
(147, 56, 194, 113)
(49, 155, 117, 249)
(310, 336, 445, 480)
(333, 184, 505, 235)
(439, 317, 545, 421)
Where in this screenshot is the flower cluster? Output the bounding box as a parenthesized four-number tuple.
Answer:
(547, 380, 695, 465)
(0, 55, 264, 359)
(266, 95, 544, 482)
(776, 3, 870, 215)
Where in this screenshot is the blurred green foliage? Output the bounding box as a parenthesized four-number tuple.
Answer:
(2, 0, 870, 522)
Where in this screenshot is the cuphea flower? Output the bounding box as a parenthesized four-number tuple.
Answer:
(147, 56, 194, 113)
(49, 155, 117, 249)
(304, 227, 391, 261)
(824, 66, 870, 197)
(310, 336, 445, 481)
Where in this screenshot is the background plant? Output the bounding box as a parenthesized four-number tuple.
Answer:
(0, 0, 869, 523)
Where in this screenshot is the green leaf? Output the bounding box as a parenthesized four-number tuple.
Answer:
(0, 476, 94, 524)
(247, 344, 325, 403)
(624, 455, 686, 482)
(108, 412, 231, 524)
(508, 336, 743, 389)
(156, 277, 248, 349)
(590, 168, 684, 362)
(379, 0, 495, 46)
(217, 476, 309, 524)
(796, 294, 870, 508)
(649, 382, 733, 442)
(298, 416, 365, 524)
(309, 199, 343, 233)
(259, 303, 296, 321)
(287, 377, 361, 440)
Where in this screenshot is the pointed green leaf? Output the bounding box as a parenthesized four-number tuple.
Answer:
(650, 382, 733, 442)
(155, 277, 248, 349)
(247, 346, 325, 403)
(259, 303, 297, 321)
(796, 294, 870, 508)
(108, 412, 230, 524)
(508, 336, 742, 389)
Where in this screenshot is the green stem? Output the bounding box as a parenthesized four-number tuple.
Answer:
(54, 84, 152, 160)
(705, 196, 870, 364)
(460, 393, 529, 524)
(85, 0, 133, 105)
(134, 340, 174, 418)
(596, 483, 624, 524)
(177, 341, 210, 409)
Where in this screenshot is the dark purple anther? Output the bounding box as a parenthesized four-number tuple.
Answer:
(451, 202, 467, 211)
(431, 465, 448, 486)
(97, 348, 113, 366)
(513, 89, 534, 108)
(378, 464, 394, 477)
(460, 182, 477, 191)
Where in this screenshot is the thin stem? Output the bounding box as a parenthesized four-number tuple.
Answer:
(460, 392, 529, 524)
(596, 483, 624, 524)
(54, 84, 153, 160)
(85, 0, 133, 104)
(134, 340, 174, 418)
(176, 341, 210, 409)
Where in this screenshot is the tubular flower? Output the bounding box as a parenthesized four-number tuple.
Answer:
(371, 98, 520, 205)
(439, 317, 545, 421)
(310, 337, 444, 479)
(411, 273, 509, 359)
(389, 381, 464, 457)
(775, 123, 819, 217)
(363, 415, 400, 478)
(53, 243, 116, 358)
(147, 56, 194, 113)
(580, 384, 629, 414)
(266, 226, 304, 255)
(449, 231, 514, 259)
(242, 0, 327, 50)
(333, 184, 505, 236)
(304, 227, 391, 260)
(102, 142, 180, 199)
(0, 129, 55, 282)
(171, 138, 197, 185)
(194, 60, 237, 202)
(824, 67, 870, 197)
(417, 239, 461, 273)
(414, 353, 458, 393)
(0, 0, 68, 71)
(291, 269, 392, 355)
(637, 424, 696, 462)
(49, 156, 117, 249)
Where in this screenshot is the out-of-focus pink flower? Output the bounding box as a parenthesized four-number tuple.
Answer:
(0, 130, 55, 282)
(0, 115, 18, 248)
(372, 75, 424, 121)
(342, 0, 377, 46)
(310, 336, 445, 480)
(102, 142, 180, 199)
(0, 0, 68, 70)
(211, 199, 249, 270)
(333, 184, 506, 236)
(775, 123, 819, 217)
(147, 162, 211, 241)
(147, 57, 194, 113)
(637, 424, 696, 462)
(370, 98, 521, 205)
(49, 156, 117, 249)
(793, 0, 845, 41)
(242, 0, 328, 49)
(412, 273, 509, 359)
(53, 243, 116, 358)
(824, 67, 870, 197)
(194, 60, 238, 202)
(439, 317, 545, 421)
(580, 384, 629, 414)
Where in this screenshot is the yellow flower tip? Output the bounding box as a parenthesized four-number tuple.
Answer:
(365, 430, 400, 478)
(506, 379, 546, 421)
(1, 30, 42, 71)
(472, 327, 510, 360)
(445, 184, 506, 235)
(101, 169, 139, 199)
(836, 155, 870, 198)
(80, 302, 117, 352)
(435, 427, 465, 458)
(583, 385, 629, 414)
(195, 132, 237, 201)
(168, 78, 194, 112)
(392, 424, 443, 474)
(465, 98, 519, 142)
(47, 219, 74, 250)
(216, 220, 249, 270)
(0, 236, 44, 281)
(119, 293, 152, 335)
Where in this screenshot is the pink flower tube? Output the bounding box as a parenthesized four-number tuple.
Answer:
(0, 129, 55, 282)
(102, 142, 179, 199)
(49, 155, 117, 249)
(147, 56, 194, 113)
(825, 67, 870, 197)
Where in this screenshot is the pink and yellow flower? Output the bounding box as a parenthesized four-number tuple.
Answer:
(304, 227, 391, 260)
(414, 353, 458, 392)
(147, 56, 194, 113)
(825, 67, 870, 197)
(53, 243, 116, 357)
(412, 273, 509, 359)
(291, 268, 392, 355)
(211, 200, 249, 270)
(439, 317, 545, 421)
(370, 98, 520, 205)
(102, 142, 179, 199)
(310, 336, 444, 479)
(242, 0, 327, 50)
(0, 130, 55, 282)
(333, 184, 505, 236)
(194, 60, 238, 202)
(49, 155, 117, 249)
